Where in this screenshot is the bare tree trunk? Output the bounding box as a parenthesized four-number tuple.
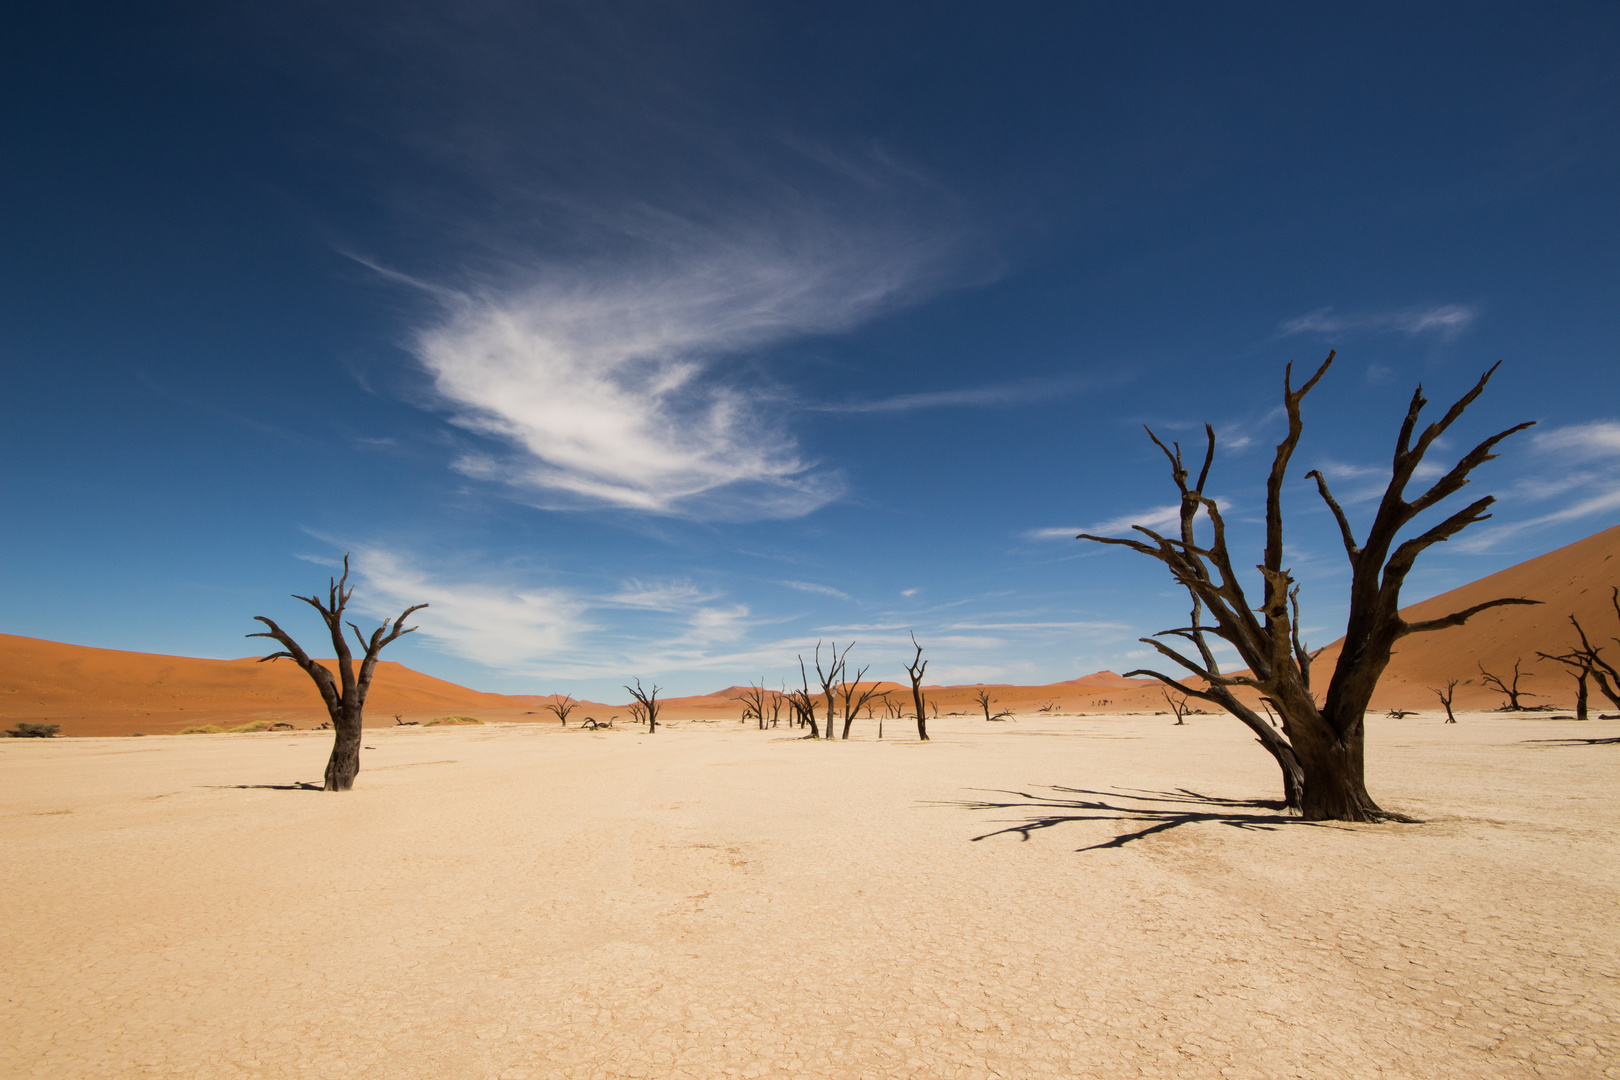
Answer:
(1577, 671, 1589, 721)
(250, 554, 426, 792)
(325, 710, 363, 790)
(1079, 356, 1535, 821)
(905, 633, 930, 741)
(1433, 679, 1458, 723)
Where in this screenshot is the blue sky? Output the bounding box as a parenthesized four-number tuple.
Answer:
(3, 2, 1618, 699)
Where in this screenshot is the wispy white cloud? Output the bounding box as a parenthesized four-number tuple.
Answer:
(782, 580, 851, 600)
(1030, 500, 1229, 540)
(817, 375, 1088, 414)
(603, 580, 716, 610)
(348, 546, 588, 671)
(1279, 303, 1479, 339)
(406, 207, 959, 519)
(1531, 420, 1620, 461)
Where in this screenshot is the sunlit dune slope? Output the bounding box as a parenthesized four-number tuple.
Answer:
(1319, 521, 1620, 711)
(4, 523, 1617, 735)
(0, 635, 607, 736)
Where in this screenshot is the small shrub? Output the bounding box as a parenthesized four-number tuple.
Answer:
(424, 715, 483, 726)
(179, 724, 224, 734)
(5, 722, 61, 738)
(226, 720, 277, 733)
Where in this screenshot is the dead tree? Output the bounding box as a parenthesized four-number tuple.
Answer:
(1433, 680, 1459, 723)
(545, 694, 578, 727)
(249, 554, 426, 792)
(813, 641, 851, 740)
(973, 688, 1012, 721)
(1079, 355, 1536, 821)
(1538, 598, 1620, 718)
(1478, 660, 1538, 710)
(1536, 651, 1592, 721)
(624, 679, 662, 733)
(838, 663, 886, 739)
(793, 657, 821, 739)
(738, 682, 771, 729)
(904, 632, 930, 741)
(1162, 687, 1192, 725)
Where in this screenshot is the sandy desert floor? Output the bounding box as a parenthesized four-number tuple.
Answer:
(3, 712, 1617, 1080)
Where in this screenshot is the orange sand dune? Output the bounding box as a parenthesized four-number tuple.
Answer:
(6, 523, 1617, 736)
(1319, 521, 1620, 711)
(0, 635, 607, 736)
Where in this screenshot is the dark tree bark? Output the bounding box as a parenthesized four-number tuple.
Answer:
(1079, 355, 1536, 821)
(838, 663, 885, 739)
(905, 633, 930, 741)
(794, 657, 821, 739)
(813, 641, 850, 740)
(545, 694, 578, 727)
(249, 554, 426, 791)
(1433, 679, 1459, 723)
(1538, 600, 1620, 715)
(624, 680, 662, 733)
(1477, 659, 1538, 710)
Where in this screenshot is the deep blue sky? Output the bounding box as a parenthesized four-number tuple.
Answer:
(3, 2, 1617, 698)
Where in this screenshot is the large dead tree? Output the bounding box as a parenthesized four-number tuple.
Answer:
(904, 633, 930, 741)
(1079, 354, 1536, 821)
(249, 555, 426, 791)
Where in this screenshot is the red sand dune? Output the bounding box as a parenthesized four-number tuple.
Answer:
(4, 522, 1617, 735)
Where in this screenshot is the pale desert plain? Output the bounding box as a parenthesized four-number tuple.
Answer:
(5, 525, 1620, 1079)
(3, 708, 1619, 1080)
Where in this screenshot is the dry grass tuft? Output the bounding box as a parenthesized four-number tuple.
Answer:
(424, 715, 484, 726)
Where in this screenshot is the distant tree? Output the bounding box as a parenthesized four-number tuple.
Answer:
(1538, 596, 1620, 718)
(250, 554, 426, 791)
(837, 662, 887, 739)
(793, 657, 821, 739)
(1079, 355, 1535, 820)
(973, 688, 1012, 721)
(739, 682, 773, 730)
(1478, 660, 1538, 711)
(904, 633, 931, 741)
(545, 694, 578, 727)
(1162, 687, 1192, 725)
(624, 679, 662, 733)
(1432, 680, 1459, 724)
(812, 641, 851, 741)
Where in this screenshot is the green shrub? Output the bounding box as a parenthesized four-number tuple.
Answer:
(179, 724, 224, 734)
(5, 722, 60, 738)
(424, 715, 483, 726)
(226, 720, 277, 733)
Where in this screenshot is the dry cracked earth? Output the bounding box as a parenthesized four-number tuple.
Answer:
(3, 711, 1617, 1079)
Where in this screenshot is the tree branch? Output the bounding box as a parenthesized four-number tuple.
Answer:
(1402, 596, 1541, 636)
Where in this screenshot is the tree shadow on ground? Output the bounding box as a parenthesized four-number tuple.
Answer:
(940, 785, 1333, 850)
(1523, 736, 1620, 747)
(208, 781, 325, 791)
